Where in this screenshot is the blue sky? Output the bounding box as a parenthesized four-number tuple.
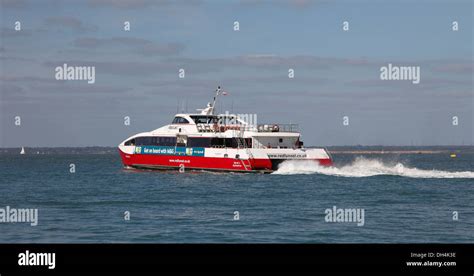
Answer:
(1, 0, 473, 146)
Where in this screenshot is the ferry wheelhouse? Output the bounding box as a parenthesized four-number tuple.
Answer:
(118, 87, 332, 173)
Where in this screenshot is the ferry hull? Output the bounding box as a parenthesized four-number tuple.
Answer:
(119, 148, 332, 173)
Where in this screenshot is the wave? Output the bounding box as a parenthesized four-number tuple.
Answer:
(272, 157, 474, 178)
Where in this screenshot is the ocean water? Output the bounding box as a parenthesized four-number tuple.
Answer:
(0, 151, 473, 243)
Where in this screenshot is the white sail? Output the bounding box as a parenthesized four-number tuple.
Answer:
(20, 147, 25, 154)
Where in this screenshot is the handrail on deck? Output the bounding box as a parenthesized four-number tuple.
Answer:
(256, 124, 299, 133)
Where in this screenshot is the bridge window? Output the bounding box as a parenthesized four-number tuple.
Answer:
(172, 116, 190, 124)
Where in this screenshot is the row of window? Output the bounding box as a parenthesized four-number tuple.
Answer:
(188, 137, 252, 148)
(124, 136, 177, 146)
(172, 116, 244, 125)
(189, 115, 217, 124)
(125, 136, 252, 148)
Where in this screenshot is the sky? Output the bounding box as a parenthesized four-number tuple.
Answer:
(0, 0, 472, 147)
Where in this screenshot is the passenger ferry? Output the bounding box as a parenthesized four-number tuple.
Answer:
(118, 87, 332, 173)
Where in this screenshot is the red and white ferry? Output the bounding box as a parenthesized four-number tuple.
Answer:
(118, 87, 332, 173)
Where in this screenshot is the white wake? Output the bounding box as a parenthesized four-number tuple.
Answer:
(272, 157, 474, 178)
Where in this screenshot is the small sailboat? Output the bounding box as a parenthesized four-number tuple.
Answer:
(20, 147, 25, 155)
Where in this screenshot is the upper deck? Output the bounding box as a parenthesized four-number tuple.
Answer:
(170, 113, 299, 134)
(121, 87, 304, 149)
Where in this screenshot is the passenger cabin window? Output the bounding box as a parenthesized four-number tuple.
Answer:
(172, 116, 190, 124)
(156, 137, 177, 146)
(187, 138, 211, 147)
(124, 139, 135, 146)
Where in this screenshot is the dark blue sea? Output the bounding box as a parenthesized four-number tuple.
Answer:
(0, 149, 473, 243)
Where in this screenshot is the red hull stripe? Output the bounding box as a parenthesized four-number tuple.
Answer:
(119, 150, 333, 172)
